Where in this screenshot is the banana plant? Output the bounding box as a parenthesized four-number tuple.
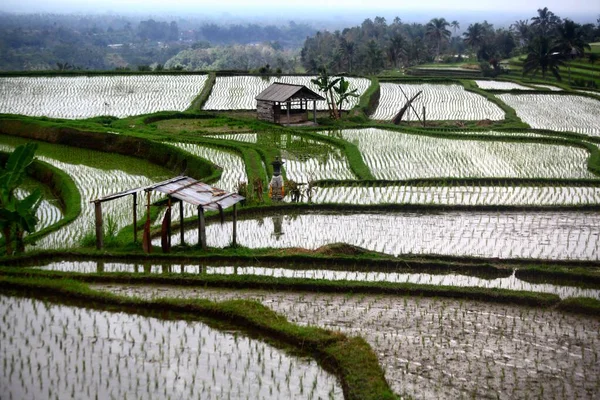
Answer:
(0, 143, 42, 255)
(334, 77, 359, 115)
(311, 67, 341, 119)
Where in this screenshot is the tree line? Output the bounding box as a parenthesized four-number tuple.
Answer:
(300, 10, 600, 76)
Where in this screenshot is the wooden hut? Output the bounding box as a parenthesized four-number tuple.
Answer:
(255, 83, 325, 125)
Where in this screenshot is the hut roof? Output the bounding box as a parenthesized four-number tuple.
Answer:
(255, 83, 325, 103)
(92, 176, 244, 212)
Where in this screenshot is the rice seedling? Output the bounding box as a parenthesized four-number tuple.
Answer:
(311, 185, 600, 206)
(320, 128, 594, 179)
(0, 138, 170, 249)
(496, 94, 600, 136)
(202, 75, 370, 110)
(96, 286, 600, 400)
(474, 81, 533, 90)
(0, 294, 342, 400)
(372, 83, 505, 121)
(0, 75, 209, 119)
(158, 210, 600, 260)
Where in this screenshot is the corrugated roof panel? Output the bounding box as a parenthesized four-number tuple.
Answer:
(256, 83, 325, 102)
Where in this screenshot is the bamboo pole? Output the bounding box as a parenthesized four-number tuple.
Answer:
(198, 206, 206, 250)
(180, 199, 185, 246)
(132, 192, 137, 243)
(94, 201, 103, 250)
(232, 203, 237, 246)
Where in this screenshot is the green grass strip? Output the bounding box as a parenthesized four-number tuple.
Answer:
(0, 275, 398, 400)
(188, 72, 216, 111)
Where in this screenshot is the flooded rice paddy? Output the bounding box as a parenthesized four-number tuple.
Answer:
(311, 185, 600, 206)
(156, 211, 600, 261)
(32, 260, 600, 299)
(96, 286, 600, 400)
(0, 294, 342, 400)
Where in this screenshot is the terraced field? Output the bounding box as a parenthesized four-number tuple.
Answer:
(0, 75, 208, 119)
(372, 83, 505, 121)
(496, 94, 600, 135)
(0, 135, 171, 249)
(322, 128, 594, 180)
(202, 75, 370, 110)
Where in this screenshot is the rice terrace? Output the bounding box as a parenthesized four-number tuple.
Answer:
(1, 4, 600, 400)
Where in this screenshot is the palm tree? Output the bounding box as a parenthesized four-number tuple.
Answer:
(334, 77, 359, 113)
(426, 18, 451, 59)
(338, 38, 355, 72)
(522, 35, 566, 80)
(510, 19, 530, 47)
(387, 33, 407, 68)
(556, 19, 591, 59)
(451, 21, 460, 36)
(462, 23, 486, 58)
(531, 7, 560, 35)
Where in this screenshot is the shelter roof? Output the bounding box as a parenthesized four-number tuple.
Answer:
(92, 176, 244, 212)
(255, 83, 325, 103)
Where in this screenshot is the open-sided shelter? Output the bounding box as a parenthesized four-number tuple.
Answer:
(91, 176, 244, 251)
(255, 83, 325, 125)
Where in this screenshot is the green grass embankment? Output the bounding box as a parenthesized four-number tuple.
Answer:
(0, 275, 398, 400)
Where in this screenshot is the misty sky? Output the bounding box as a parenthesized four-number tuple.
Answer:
(2, 0, 599, 15)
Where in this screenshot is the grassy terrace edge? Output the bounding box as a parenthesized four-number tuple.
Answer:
(0, 275, 399, 400)
(0, 153, 82, 248)
(1, 261, 599, 316)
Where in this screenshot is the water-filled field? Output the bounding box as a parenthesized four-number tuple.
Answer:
(496, 94, 600, 135)
(0, 135, 171, 248)
(98, 286, 600, 400)
(202, 75, 370, 110)
(310, 185, 600, 206)
(372, 83, 505, 121)
(32, 260, 600, 299)
(0, 295, 343, 400)
(0, 75, 208, 119)
(319, 128, 595, 180)
(156, 210, 600, 261)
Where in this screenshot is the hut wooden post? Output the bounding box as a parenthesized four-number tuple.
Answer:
(287, 101, 290, 124)
(232, 203, 237, 246)
(179, 199, 185, 245)
(197, 206, 206, 250)
(94, 201, 103, 250)
(132, 192, 137, 243)
(313, 100, 317, 123)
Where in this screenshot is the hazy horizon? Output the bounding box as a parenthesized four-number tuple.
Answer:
(1, 1, 599, 28)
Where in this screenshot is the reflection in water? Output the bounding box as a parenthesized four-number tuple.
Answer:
(272, 215, 284, 240)
(32, 261, 600, 300)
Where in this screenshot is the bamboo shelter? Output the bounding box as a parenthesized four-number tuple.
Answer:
(255, 83, 325, 125)
(91, 176, 245, 251)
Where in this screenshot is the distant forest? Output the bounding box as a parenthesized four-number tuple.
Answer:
(0, 10, 598, 74)
(0, 13, 314, 71)
(301, 10, 600, 75)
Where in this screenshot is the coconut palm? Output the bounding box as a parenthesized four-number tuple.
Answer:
(510, 19, 530, 47)
(462, 23, 487, 57)
(387, 33, 407, 68)
(531, 7, 560, 35)
(451, 20, 460, 36)
(522, 35, 566, 80)
(426, 18, 451, 59)
(556, 19, 591, 59)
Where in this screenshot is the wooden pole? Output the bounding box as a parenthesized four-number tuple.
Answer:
(287, 101, 290, 124)
(179, 199, 185, 246)
(422, 106, 426, 127)
(94, 201, 103, 250)
(197, 206, 206, 250)
(232, 203, 237, 246)
(313, 100, 317, 123)
(132, 192, 137, 243)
